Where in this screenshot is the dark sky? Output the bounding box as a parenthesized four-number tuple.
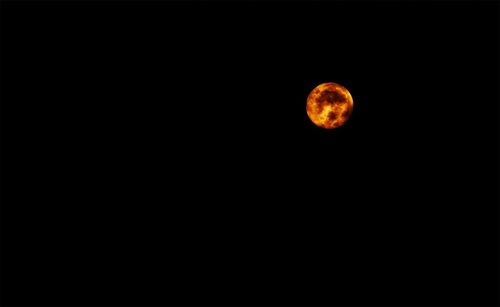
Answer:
(2, 1, 499, 306)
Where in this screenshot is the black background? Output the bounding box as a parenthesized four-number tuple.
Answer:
(1, 1, 499, 306)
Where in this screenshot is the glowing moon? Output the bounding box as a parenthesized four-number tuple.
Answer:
(306, 82, 354, 129)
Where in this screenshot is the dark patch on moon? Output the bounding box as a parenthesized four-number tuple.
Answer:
(328, 112, 338, 121)
(314, 99, 324, 113)
(336, 97, 347, 104)
(318, 89, 346, 104)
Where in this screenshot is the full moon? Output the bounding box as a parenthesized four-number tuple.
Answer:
(306, 82, 354, 129)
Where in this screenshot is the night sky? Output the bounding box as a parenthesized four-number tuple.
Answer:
(2, 1, 499, 306)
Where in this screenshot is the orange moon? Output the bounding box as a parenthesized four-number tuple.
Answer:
(306, 82, 354, 129)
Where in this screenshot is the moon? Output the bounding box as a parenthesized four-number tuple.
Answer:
(306, 82, 354, 129)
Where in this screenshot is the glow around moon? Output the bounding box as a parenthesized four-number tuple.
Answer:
(306, 82, 354, 129)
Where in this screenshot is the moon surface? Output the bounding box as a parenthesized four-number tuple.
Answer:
(306, 82, 354, 129)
